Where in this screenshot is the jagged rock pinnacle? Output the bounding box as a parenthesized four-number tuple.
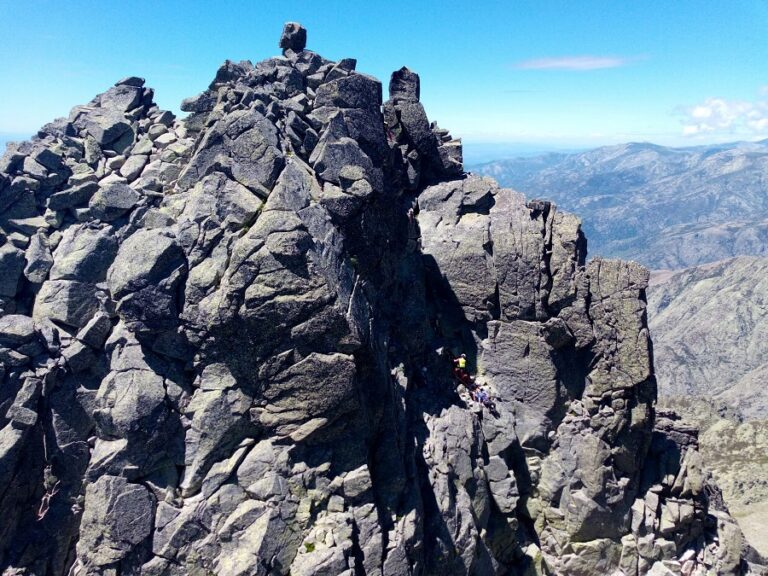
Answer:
(389, 66, 420, 101)
(279, 21, 307, 54)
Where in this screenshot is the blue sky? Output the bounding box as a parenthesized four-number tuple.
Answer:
(1, 0, 767, 151)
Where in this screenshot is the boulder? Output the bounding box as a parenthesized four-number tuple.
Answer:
(0, 314, 36, 347)
(84, 109, 132, 146)
(119, 153, 148, 181)
(48, 181, 99, 210)
(107, 229, 185, 300)
(77, 475, 154, 566)
(99, 84, 143, 112)
(33, 279, 100, 328)
(1, 176, 33, 212)
(395, 101, 439, 164)
(180, 91, 216, 113)
(76, 312, 112, 348)
(107, 229, 186, 333)
(389, 66, 420, 101)
(115, 76, 145, 87)
(177, 109, 284, 195)
(50, 224, 118, 283)
(279, 22, 307, 53)
(88, 182, 141, 221)
(0, 242, 25, 296)
(94, 369, 168, 438)
(311, 137, 376, 188)
(23, 230, 53, 283)
(314, 73, 382, 111)
(180, 363, 253, 496)
(62, 339, 97, 372)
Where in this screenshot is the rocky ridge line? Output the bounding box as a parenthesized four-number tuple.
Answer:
(0, 23, 763, 576)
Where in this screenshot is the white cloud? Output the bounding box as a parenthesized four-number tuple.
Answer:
(514, 55, 639, 71)
(679, 94, 768, 137)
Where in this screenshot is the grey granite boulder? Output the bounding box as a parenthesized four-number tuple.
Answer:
(49, 224, 118, 283)
(314, 73, 382, 111)
(0, 242, 25, 297)
(311, 134, 376, 189)
(23, 231, 53, 283)
(99, 84, 143, 113)
(94, 368, 167, 439)
(83, 109, 132, 146)
(119, 153, 148, 181)
(279, 22, 307, 53)
(89, 182, 141, 221)
(48, 181, 99, 210)
(389, 66, 420, 101)
(116, 76, 145, 88)
(108, 229, 185, 300)
(77, 475, 154, 566)
(107, 228, 186, 334)
(0, 314, 36, 347)
(177, 109, 284, 196)
(33, 279, 100, 328)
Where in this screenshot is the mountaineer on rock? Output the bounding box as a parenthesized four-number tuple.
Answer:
(453, 353, 468, 378)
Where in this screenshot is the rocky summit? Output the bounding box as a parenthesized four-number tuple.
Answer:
(0, 23, 764, 576)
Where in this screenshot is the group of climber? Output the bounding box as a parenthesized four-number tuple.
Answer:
(451, 353, 497, 414)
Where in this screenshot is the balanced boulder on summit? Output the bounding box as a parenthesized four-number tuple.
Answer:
(280, 21, 307, 54)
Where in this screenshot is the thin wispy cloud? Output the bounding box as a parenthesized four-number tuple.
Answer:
(679, 93, 768, 137)
(514, 55, 641, 71)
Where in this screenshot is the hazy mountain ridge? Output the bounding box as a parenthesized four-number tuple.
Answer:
(472, 140, 768, 269)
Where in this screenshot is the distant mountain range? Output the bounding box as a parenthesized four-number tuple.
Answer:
(471, 140, 768, 269)
(647, 256, 768, 420)
(460, 142, 585, 165)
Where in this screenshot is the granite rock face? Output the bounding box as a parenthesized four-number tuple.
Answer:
(0, 24, 763, 576)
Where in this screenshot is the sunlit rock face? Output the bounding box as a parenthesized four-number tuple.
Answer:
(0, 22, 762, 576)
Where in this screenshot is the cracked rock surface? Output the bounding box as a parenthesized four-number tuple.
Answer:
(0, 23, 764, 576)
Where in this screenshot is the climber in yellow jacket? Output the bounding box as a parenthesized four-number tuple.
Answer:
(453, 353, 468, 381)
